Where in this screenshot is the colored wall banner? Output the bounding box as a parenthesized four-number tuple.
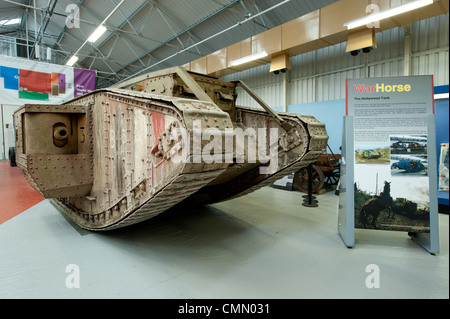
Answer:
(0, 66, 19, 90)
(19, 69, 52, 94)
(74, 68, 95, 98)
(346, 76, 434, 233)
(18, 91, 50, 101)
(51, 72, 66, 95)
(0, 55, 95, 105)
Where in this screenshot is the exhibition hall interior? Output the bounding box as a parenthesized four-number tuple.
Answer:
(0, 0, 448, 300)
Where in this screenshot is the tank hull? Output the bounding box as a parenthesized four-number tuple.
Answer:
(14, 69, 328, 231)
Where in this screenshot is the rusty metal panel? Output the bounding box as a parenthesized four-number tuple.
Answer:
(27, 154, 92, 198)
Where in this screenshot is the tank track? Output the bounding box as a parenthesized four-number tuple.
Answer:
(38, 90, 326, 231)
(50, 169, 225, 231)
(183, 110, 327, 205)
(221, 117, 325, 202)
(51, 151, 316, 231)
(219, 150, 319, 202)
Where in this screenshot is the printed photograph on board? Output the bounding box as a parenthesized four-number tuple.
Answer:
(355, 145, 390, 164)
(354, 164, 430, 232)
(390, 135, 428, 176)
(438, 143, 449, 191)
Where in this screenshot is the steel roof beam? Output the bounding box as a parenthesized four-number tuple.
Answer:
(78, 1, 152, 66)
(55, 0, 85, 47)
(112, 0, 241, 77)
(115, 0, 291, 85)
(29, 0, 58, 58)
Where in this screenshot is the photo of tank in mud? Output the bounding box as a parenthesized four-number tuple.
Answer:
(355, 146, 390, 164)
(390, 135, 427, 154)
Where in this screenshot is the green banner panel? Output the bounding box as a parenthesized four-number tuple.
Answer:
(19, 91, 49, 101)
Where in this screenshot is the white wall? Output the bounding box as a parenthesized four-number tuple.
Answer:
(1, 104, 19, 160)
(222, 13, 449, 108)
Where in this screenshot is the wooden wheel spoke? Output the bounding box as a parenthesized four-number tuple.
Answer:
(294, 165, 324, 193)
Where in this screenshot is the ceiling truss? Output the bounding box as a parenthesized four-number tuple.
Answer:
(0, 0, 339, 87)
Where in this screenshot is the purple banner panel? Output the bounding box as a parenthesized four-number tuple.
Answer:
(74, 68, 95, 97)
(59, 73, 66, 92)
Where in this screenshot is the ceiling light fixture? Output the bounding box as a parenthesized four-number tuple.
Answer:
(0, 18, 21, 26)
(229, 51, 268, 67)
(88, 25, 107, 43)
(114, 0, 291, 86)
(66, 56, 79, 66)
(344, 0, 433, 29)
(65, 0, 126, 67)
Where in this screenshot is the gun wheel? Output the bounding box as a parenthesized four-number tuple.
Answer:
(294, 165, 324, 193)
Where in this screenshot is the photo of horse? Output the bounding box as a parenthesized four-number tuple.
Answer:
(354, 164, 430, 232)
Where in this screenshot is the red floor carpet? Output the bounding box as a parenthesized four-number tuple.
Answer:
(0, 161, 44, 224)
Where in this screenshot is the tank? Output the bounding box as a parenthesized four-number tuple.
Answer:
(391, 159, 426, 173)
(13, 67, 328, 231)
(362, 149, 381, 159)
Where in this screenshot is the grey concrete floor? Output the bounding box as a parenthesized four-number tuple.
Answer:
(0, 186, 448, 299)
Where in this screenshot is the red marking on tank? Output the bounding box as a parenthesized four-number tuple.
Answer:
(151, 112, 166, 167)
(152, 112, 165, 145)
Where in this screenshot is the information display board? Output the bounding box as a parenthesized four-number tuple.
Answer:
(339, 76, 439, 254)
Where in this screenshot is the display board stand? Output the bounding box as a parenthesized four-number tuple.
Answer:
(338, 115, 439, 254)
(338, 76, 439, 255)
(338, 116, 355, 248)
(411, 115, 440, 254)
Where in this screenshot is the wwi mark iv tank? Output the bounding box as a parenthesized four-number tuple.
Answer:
(14, 67, 328, 231)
